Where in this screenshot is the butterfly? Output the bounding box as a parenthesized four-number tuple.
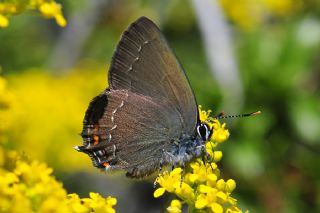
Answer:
(75, 17, 212, 178)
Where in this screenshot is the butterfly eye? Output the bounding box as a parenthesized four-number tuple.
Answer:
(197, 123, 212, 141)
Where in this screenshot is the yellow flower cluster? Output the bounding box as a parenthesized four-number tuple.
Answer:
(154, 107, 247, 213)
(3, 68, 106, 171)
(0, 76, 14, 144)
(0, 0, 66, 28)
(0, 146, 117, 213)
(1, 72, 117, 212)
(219, 0, 302, 30)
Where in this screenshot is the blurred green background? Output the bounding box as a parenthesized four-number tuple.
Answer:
(1, 0, 320, 212)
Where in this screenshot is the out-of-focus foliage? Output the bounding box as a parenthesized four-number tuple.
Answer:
(232, 19, 320, 212)
(2, 64, 107, 171)
(0, 0, 66, 28)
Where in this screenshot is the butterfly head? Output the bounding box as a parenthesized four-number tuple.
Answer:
(196, 122, 213, 142)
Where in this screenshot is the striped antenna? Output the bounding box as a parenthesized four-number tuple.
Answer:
(215, 111, 261, 119)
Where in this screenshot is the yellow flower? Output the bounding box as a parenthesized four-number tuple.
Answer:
(81, 193, 117, 213)
(39, 2, 67, 27)
(0, 0, 67, 28)
(212, 121, 230, 143)
(195, 193, 209, 209)
(167, 199, 182, 213)
(173, 182, 195, 201)
(67, 193, 93, 213)
(263, 0, 300, 16)
(198, 105, 212, 123)
(155, 167, 182, 194)
(154, 107, 247, 212)
(154, 187, 166, 198)
(211, 202, 223, 213)
(154, 167, 196, 202)
(0, 14, 9, 27)
(0, 146, 117, 213)
(3, 68, 107, 171)
(226, 179, 236, 193)
(0, 3, 17, 14)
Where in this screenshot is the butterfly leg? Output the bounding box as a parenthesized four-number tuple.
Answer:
(153, 176, 158, 188)
(154, 159, 164, 188)
(205, 151, 212, 162)
(180, 163, 185, 187)
(201, 154, 207, 166)
(206, 154, 214, 172)
(159, 161, 163, 172)
(199, 144, 214, 172)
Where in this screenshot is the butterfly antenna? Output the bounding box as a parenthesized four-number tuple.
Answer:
(215, 111, 261, 119)
(213, 111, 225, 118)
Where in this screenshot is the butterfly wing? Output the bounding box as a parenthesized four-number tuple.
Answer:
(80, 90, 183, 177)
(108, 17, 198, 134)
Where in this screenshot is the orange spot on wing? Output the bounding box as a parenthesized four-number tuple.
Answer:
(93, 135, 99, 145)
(103, 162, 110, 168)
(93, 125, 99, 145)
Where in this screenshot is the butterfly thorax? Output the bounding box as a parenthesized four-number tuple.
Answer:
(163, 122, 212, 167)
(163, 135, 205, 167)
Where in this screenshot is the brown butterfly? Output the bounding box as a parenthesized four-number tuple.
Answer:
(75, 17, 212, 178)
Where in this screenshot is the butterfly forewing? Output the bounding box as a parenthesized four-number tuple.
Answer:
(109, 17, 198, 134)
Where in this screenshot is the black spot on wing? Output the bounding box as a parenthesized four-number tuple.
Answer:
(84, 92, 108, 125)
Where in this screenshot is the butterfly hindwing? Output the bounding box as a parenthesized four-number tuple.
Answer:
(81, 90, 183, 177)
